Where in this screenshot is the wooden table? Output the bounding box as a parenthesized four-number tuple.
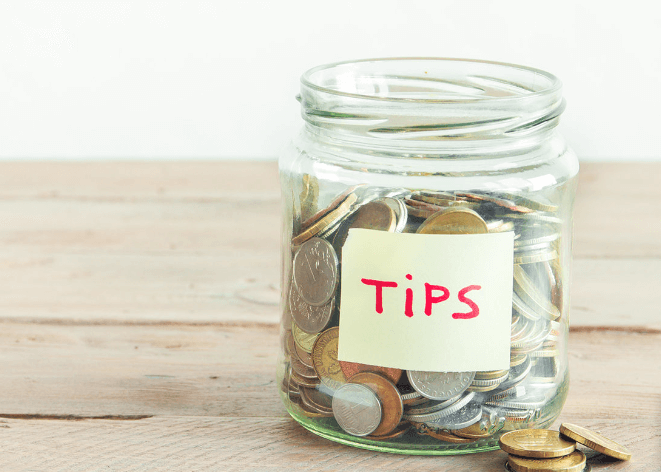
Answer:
(0, 162, 659, 471)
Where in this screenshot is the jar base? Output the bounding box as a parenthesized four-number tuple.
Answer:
(286, 400, 501, 455)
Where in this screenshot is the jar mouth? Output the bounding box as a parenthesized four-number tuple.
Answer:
(298, 57, 565, 144)
(301, 57, 561, 104)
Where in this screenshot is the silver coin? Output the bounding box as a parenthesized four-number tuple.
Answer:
(382, 197, 408, 233)
(487, 385, 527, 402)
(424, 402, 483, 431)
(487, 394, 547, 410)
(470, 374, 509, 387)
(404, 394, 461, 416)
(495, 357, 532, 391)
(293, 238, 339, 306)
(403, 392, 476, 422)
(332, 383, 382, 437)
(407, 370, 475, 401)
(288, 284, 333, 334)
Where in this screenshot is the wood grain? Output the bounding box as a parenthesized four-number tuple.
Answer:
(0, 417, 656, 471)
(0, 161, 658, 471)
(1, 323, 659, 423)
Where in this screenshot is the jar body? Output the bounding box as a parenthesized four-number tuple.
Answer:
(277, 59, 578, 455)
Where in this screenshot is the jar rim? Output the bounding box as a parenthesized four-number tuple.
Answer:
(300, 57, 562, 104)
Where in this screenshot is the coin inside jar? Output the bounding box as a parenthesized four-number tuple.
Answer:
(349, 372, 404, 437)
(311, 327, 347, 390)
(288, 283, 334, 334)
(416, 208, 488, 234)
(332, 198, 399, 251)
(407, 370, 475, 400)
(499, 429, 576, 458)
(332, 383, 383, 437)
(339, 361, 401, 385)
(292, 238, 339, 306)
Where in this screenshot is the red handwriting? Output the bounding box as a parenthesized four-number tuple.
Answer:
(424, 283, 450, 316)
(361, 278, 398, 314)
(452, 285, 482, 319)
(361, 277, 481, 319)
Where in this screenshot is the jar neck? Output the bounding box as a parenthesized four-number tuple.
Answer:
(299, 58, 565, 157)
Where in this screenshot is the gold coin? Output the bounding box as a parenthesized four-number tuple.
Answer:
(291, 353, 318, 380)
(290, 370, 320, 389)
(295, 340, 314, 367)
(508, 450, 586, 472)
(349, 371, 404, 437)
(514, 266, 561, 321)
(311, 327, 347, 390)
(415, 424, 475, 443)
(456, 192, 534, 213)
(499, 429, 576, 458)
(514, 249, 558, 265)
(488, 220, 515, 233)
(501, 193, 559, 213)
(300, 387, 333, 415)
(416, 208, 488, 234)
(559, 423, 632, 461)
(367, 422, 411, 440)
(292, 322, 319, 353)
(475, 369, 510, 380)
(510, 354, 528, 367)
(299, 174, 319, 222)
(339, 361, 402, 385)
(332, 199, 398, 251)
(292, 192, 358, 246)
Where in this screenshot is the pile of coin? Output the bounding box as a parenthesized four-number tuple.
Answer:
(281, 178, 567, 444)
(499, 424, 631, 471)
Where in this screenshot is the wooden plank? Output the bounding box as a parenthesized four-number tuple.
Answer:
(1, 248, 658, 328)
(0, 161, 280, 200)
(0, 323, 659, 423)
(0, 416, 656, 471)
(0, 161, 657, 260)
(574, 163, 661, 258)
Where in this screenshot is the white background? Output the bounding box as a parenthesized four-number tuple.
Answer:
(0, 1, 659, 161)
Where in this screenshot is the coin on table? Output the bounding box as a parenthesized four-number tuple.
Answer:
(508, 450, 586, 472)
(332, 383, 383, 437)
(407, 370, 475, 400)
(416, 208, 488, 234)
(293, 237, 339, 306)
(292, 322, 319, 353)
(349, 372, 404, 437)
(288, 283, 334, 334)
(499, 429, 576, 458)
(339, 361, 401, 385)
(311, 327, 347, 390)
(559, 423, 631, 461)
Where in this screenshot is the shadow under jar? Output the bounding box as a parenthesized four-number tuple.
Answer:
(277, 58, 578, 455)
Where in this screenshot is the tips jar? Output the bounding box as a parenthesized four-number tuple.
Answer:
(277, 58, 578, 454)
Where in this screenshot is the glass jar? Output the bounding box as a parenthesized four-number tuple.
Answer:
(277, 58, 578, 455)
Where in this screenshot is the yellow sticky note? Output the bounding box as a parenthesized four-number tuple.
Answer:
(338, 229, 513, 372)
